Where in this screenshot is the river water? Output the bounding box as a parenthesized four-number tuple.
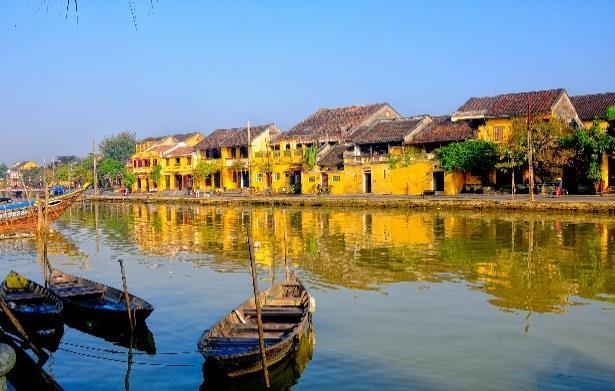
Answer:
(1, 202, 614, 390)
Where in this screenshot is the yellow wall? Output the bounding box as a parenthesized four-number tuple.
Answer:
(340, 161, 435, 195)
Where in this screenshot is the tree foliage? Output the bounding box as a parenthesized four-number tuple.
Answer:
(149, 164, 162, 187)
(436, 140, 498, 176)
(98, 157, 125, 187)
(194, 160, 221, 186)
(99, 131, 136, 163)
(561, 119, 614, 184)
(0, 163, 7, 180)
(304, 145, 317, 170)
(509, 118, 576, 181)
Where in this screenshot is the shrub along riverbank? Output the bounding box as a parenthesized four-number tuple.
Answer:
(86, 193, 615, 215)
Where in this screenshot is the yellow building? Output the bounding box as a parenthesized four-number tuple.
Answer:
(7, 160, 40, 187)
(571, 92, 615, 192)
(130, 133, 204, 192)
(340, 116, 438, 195)
(195, 124, 281, 191)
(447, 88, 582, 193)
(270, 103, 400, 194)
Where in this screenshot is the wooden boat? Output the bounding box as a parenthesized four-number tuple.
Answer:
(48, 268, 154, 326)
(0, 271, 64, 339)
(198, 274, 314, 378)
(1, 330, 64, 390)
(201, 325, 315, 390)
(0, 183, 89, 233)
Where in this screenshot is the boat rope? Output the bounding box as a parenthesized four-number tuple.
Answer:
(60, 341, 201, 355)
(57, 347, 198, 367)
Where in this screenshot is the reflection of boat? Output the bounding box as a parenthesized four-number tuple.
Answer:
(64, 316, 156, 355)
(1, 331, 63, 391)
(0, 183, 89, 233)
(0, 271, 64, 342)
(49, 268, 154, 327)
(201, 324, 315, 390)
(198, 274, 314, 378)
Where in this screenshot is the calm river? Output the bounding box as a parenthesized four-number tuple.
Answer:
(1, 202, 614, 390)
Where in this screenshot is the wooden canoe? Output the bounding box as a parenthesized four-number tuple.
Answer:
(198, 274, 314, 378)
(0, 271, 64, 341)
(0, 183, 89, 234)
(1, 330, 64, 391)
(49, 268, 154, 326)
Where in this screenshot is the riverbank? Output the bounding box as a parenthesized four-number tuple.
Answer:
(86, 192, 615, 214)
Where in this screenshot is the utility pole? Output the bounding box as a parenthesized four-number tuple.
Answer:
(527, 95, 535, 202)
(247, 121, 251, 191)
(93, 139, 98, 197)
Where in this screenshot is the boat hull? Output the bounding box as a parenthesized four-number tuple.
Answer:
(0, 184, 89, 233)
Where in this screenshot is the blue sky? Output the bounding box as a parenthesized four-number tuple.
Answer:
(1, 1, 614, 164)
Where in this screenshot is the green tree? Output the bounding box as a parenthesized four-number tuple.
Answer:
(561, 119, 614, 185)
(304, 145, 317, 170)
(122, 168, 136, 189)
(194, 160, 220, 188)
(436, 140, 498, 183)
(509, 118, 575, 182)
(0, 163, 7, 181)
(149, 164, 162, 188)
(99, 131, 137, 163)
(98, 157, 125, 187)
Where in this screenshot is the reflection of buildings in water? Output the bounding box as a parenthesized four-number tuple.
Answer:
(75, 203, 615, 314)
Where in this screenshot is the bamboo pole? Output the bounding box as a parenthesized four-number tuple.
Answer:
(118, 259, 135, 331)
(283, 210, 289, 281)
(0, 295, 47, 363)
(247, 229, 270, 388)
(527, 95, 535, 202)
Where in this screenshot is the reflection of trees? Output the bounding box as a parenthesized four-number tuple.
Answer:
(59, 203, 615, 313)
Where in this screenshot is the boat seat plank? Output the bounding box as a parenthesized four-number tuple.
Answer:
(233, 323, 295, 332)
(53, 286, 104, 297)
(244, 307, 304, 317)
(264, 298, 303, 306)
(5, 291, 41, 301)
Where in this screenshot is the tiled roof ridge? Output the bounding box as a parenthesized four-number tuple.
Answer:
(463, 88, 566, 102)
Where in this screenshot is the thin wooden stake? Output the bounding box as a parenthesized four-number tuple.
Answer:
(247, 229, 270, 388)
(118, 259, 135, 331)
(0, 295, 48, 363)
(283, 210, 289, 281)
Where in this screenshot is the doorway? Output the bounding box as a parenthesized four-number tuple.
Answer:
(363, 172, 372, 193)
(433, 171, 444, 192)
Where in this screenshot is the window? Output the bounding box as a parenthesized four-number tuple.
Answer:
(332, 175, 341, 182)
(165, 158, 169, 166)
(187, 157, 192, 165)
(256, 173, 263, 182)
(175, 158, 180, 166)
(285, 144, 291, 150)
(309, 176, 316, 183)
(297, 143, 303, 149)
(274, 173, 280, 181)
(493, 126, 504, 142)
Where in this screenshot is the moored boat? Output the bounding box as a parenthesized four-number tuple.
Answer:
(0, 271, 64, 340)
(48, 268, 154, 326)
(198, 274, 314, 378)
(0, 183, 90, 234)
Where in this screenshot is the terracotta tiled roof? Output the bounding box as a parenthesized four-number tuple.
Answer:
(195, 129, 237, 149)
(454, 89, 566, 118)
(350, 117, 426, 144)
(571, 92, 615, 120)
(411, 116, 476, 144)
(164, 146, 194, 157)
(139, 132, 202, 143)
(220, 124, 279, 147)
(317, 145, 347, 167)
(146, 144, 174, 154)
(277, 103, 395, 142)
